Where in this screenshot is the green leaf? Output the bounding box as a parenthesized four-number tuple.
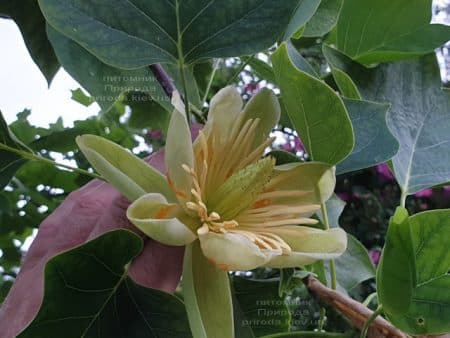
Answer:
(47, 26, 171, 112)
(317, 194, 346, 229)
(0, 111, 31, 189)
(323, 48, 450, 195)
(71, 88, 94, 107)
(242, 56, 276, 84)
(0, 0, 59, 84)
(336, 99, 398, 174)
(18, 230, 192, 338)
(233, 276, 290, 337)
(281, 0, 322, 39)
(302, 0, 343, 38)
(272, 43, 354, 165)
(335, 234, 375, 290)
(39, 0, 316, 68)
(124, 92, 170, 132)
(183, 241, 233, 338)
(336, 0, 450, 65)
(377, 208, 450, 335)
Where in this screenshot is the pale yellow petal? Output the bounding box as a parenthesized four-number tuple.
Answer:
(264, 227, 347, 268)
(241, 88, 280, 147)
(127, 193, 196, 246)
(197, 230, 275, 271)
(165, 92, 194, 204)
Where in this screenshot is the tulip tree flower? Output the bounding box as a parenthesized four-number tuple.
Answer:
(76, 86, 347, 338)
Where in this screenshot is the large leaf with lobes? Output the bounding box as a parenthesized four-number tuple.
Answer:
(324, 47, 450, 195)
(18, 230, 192, 338)
(336, 98, 398, 174)
(38, 0, 318, 69)
(336, 0, 450, 65)
(272, 42, 354, 165)
(47, 26, 172, 112)
(377, 208, 450, 335)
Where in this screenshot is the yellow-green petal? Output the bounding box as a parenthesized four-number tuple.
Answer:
(76, 135, 173, 202)
(241, 88, 280, 147)
(202, 86, 243, 144)
(183, 242, 234, 338)
(269, 161, 336, 204)
(165, 92, 194, 204)
(264, 227, 347, 268)
(127, 193, 196, 246)
(198, 230, 274, 271)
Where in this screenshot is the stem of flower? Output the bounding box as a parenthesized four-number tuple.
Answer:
(0, 143, 102, 180)
(320, 202, 337, 290)
(360, 305, 383, 338)
(400, 190, 407, 208)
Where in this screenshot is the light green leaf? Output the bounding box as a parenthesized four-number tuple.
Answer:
(71, 88, 94, 107)
(47, 26, 171, 112)
(336, 99, 398, 174)
(377, 208, 450, 335)
(183, 241, 234, 338)
(18, 230, 192, 338)
(302, 0, 343, 37)
(76, 135, 174, 201)
(0, 111, 32, 189)
(0, 0, 59, 84)
(317, 194, 346, 229)
(336, 0, 450, 64)
(272, 43, 354, 165)
(39, 0, 316, 68)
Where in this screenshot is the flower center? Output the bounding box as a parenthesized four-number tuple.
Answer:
(182, 163, 292, 255)
(182, 164, 238, 235)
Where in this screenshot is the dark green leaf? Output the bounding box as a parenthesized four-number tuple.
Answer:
(336, 0, 450, 64)
(233, 277, 290, 337)
(47, 26, 171, 112)
(336, 99, 398, 174)
(0, 0, 59, 84)
(267, 150, 301, 165)
(39, 0, 316, 68)
(377, 208, 450, 335)
(18, 230, 192, 338)
(124, 92, 170, 131)
(0, 111, 31, 189)
(302, 0, 343, 37)
(272, 43, 354, 165)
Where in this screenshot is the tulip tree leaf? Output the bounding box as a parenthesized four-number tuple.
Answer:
(38, 0, 318, 69)
(233, 277, 290, 337)
(336, 99, 398, 174)
(0, 0, 59, 84)
(377, 208, 450, 335)
(336, 0, 450, 65)
(272, 43, 354, 165)
(323, 47, 450, 195)
(335, 234, 375, 290)
(302, 0, 343, 38)
(0, 111, 32, 189)
(18, 230, 192, 338)
(47, 26, 171, 112)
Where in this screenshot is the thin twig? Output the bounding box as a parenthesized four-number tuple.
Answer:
(304, 276, 408, 338)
